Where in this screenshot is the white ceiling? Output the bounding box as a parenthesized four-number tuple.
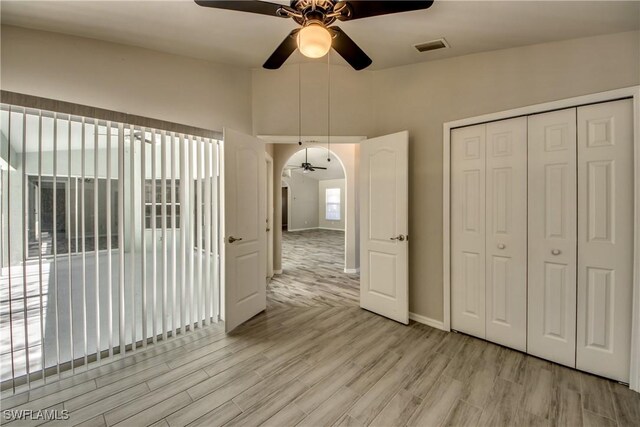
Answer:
(284, 147, 345, 180)
(1, 1, 638, 71)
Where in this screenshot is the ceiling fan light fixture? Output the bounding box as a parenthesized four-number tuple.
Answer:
(297, 23, 332, 58)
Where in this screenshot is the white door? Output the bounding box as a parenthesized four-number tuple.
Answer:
(223, 128, 267, 333)
(485, 118, 527, 351)
(451, 124, 486, 338)
(576, 99, 634, 382)
(527, 108, 578, 367)
(360, 131, 409, 324)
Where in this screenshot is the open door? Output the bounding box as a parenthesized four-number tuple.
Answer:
(222, 128, 267, 333)
(360, 131, 409, 324)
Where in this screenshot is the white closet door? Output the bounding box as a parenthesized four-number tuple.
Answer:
(485, 117, 527, 351)
(577, 99, 634, 382)
(528, 108, 578, 367)
(451, 124, 486, 338)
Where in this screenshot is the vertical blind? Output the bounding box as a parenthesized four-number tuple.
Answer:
(0, 104, 220, 394)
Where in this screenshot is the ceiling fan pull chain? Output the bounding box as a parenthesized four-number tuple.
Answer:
(327, 51, 331, 162)
(299, 62, 303, 145)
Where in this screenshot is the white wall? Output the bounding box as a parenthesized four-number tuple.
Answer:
(0, 25, 253, 134)
(282, 173, 319, 231)
(318, 179, 345, 231)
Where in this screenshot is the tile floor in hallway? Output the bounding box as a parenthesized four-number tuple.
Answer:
(1, 229, 638, 427)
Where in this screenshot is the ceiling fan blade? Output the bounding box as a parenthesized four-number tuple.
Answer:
(337, 0, 434, 21)
(329, 27, 372, 70)
(263, 29, 300, 69)
(194, 0, 283, 16)
(311, 166, 328, 170)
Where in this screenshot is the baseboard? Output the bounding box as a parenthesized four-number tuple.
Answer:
(274, 269, 283, 275)
(286, 227, 345, 232)
(344, 268, 360, 274)
(409, 312, 447, 331)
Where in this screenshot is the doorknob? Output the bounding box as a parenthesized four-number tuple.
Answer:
(497, 243, 506, 249)
(551, 249, 561, 255)
(266, 228, 271, 232)
(228, 236, 243, 243)
(390, 235, 405, 242)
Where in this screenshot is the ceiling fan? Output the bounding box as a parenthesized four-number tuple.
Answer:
(194, 0, 435, 70)
(98, 130, 154, 143)
(286, 148, 328, 173)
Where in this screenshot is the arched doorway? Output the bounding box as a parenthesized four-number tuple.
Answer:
(270, 146, 358, 306)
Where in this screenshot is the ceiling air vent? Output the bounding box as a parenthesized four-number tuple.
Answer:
(414, 38, 449, 53)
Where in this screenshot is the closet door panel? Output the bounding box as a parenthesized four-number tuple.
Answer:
(528, 108, 577, 367)
(485, 117, 527, 351)
(577, 99, 633, 382)
(451, 124, 486, 338)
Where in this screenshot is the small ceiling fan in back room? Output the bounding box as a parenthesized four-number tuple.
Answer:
(285, 148, 328, 173)
(194, 0, 435, 70)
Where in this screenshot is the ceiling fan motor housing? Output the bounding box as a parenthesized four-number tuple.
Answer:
(282, 0, 351, 26)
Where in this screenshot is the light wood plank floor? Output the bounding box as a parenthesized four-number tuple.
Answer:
(2, 230, 639, 427)
(268, 230, 359, 308)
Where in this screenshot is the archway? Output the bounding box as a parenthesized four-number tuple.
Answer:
(270, 141, 361, 277)
(270, 145, 358, 305)
(279, 146, 348, 266)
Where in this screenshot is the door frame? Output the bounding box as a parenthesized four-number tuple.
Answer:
(258, 135, 366, 274)
(265, 152, 274, 279)
(280, 178, 291, 233)
(442, 85, 640, 391)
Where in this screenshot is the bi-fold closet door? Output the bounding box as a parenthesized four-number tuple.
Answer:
(529, 100, 634, 382)
(527, 108, 578, 367)
(452, 98, 634, 382)
(451, 117, 528, 351)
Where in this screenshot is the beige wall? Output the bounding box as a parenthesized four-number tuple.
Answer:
(255, 30, 640, 322)
(371, 30, 640, 321)
(264, 143, 275, 159)
(0, 25, 253, 134)
(282, 172, 320, 231)
(252, 62, 374, 137)
(3, 24, 638, 322)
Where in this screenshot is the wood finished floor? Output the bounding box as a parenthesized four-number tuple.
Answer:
(268, 230, 359, 308)
(1, 229, 638, 427)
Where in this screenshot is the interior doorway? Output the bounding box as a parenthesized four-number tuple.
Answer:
(281, 147, 346, 248)
(268, 146, 358, 307)
(265, 153, 274, 279)
(281, 184, 289, 230)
